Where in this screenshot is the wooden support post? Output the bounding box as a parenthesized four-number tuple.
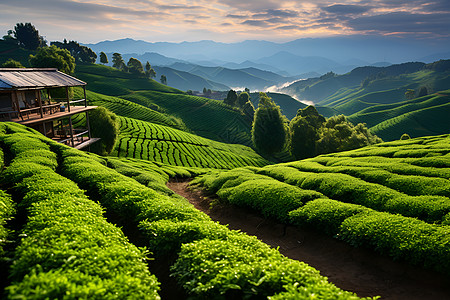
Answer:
(42, 121, 47, 137)
(65, 86, 71, 112)
(36, 90, 44, 118)
(12, 91, 22, 120)
(85, 111, 92, 139)
(68, 116, 74, 147)
(83, 86, 87, 107)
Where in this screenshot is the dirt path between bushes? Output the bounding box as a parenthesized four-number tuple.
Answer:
(167, 179, 450, 300)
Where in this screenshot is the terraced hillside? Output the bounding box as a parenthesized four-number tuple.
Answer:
(121, 91, 253, 145)
(0, 122, 371, 299)
(74, 64, 254, 146)
(113, 116, 268, 169)
(192, 134, 450, 276)
(348, 90, 450, 141)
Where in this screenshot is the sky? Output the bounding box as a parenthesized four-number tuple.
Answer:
(0, 0, 449, 43)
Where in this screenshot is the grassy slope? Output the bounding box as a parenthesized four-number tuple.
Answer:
(113, 116, 268, 169)
(75, 64, 254, 146)
(121, 91, 253, 146)
(347, 90, 450, 141)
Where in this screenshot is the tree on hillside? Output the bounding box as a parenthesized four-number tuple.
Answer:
(289, 106, 325, 159)
(100, 52, 108, 64)
(2, 59, 24, 68)
(251, 92, 288, 156)
(242, 100, 255, 123)
(224, 89, 237, 106)
(89, 107, 119, 155)
(160, 74, 167, 85)
(112, 53, 126, 71)
(237, 92, 250, 108)
(127, 57, 144, 74)
(29, 45, 75, 74)
(315, 115, 382, 155)
(145, 61, 156, 79)
(14, 22, 46, 50)
(52, 40, 97, 64)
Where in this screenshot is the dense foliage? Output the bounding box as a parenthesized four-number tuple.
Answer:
(51, 40, 97, 64)
(89, 107, 119, 155)
(252, 92, 288, 156)
(29, 45, 76, 74)
(290, 106, 381, 159)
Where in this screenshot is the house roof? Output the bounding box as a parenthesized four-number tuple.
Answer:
(0, 68, 86, 90)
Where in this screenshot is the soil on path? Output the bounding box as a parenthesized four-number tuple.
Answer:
(167, 179, 450, 300)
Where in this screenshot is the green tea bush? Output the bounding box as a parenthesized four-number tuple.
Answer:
(289, 199, 373, 235)
(0, 190, 15, 255)
(1, 130, 161, 299)
(339, 211, 450, 275)
(139, 219, 231, 256)
(218, 179, 325, 222)
(171, 235, 369, 299)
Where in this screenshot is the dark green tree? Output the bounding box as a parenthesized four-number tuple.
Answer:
(127, 57, 144, 74)
(316, 115, 382, 155)
(51, 40, 97, 63)
(14, 22, 45, 50)
(242, 100, 255, 123)
(224, 89, 237, 106)
(89, 107, 119, 155)
(2, 58, 24, 68)
(251, 92, 288, 156)
(112, 53, 126, 70)
(237, 92, 250, 108)
(29, 45, 75, 74)
(289, 106, 325, 159)
(160, 75, 167, 85)
(144, 61, 156, 79)
(100, 52, 108, 64)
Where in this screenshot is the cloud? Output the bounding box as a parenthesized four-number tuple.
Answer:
(348, 11, 450, 35)
(322, 4, 373, 15)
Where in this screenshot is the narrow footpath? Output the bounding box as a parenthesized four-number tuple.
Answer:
(167, 179, 450, 300)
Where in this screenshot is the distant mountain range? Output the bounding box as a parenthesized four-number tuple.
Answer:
(85, 35, 450, 74)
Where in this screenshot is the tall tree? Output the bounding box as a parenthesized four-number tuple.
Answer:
(14, 22, 45, 50)
(289, 106, 325, 159)
(52, 40, 97, 64)
(100, 52, 108, 64)
(160, 75, 167, 85)
(224, 89, 237, 106)
(127, 57, 144, 74)
(29, 45, 75, 74)
(251, 92, 288, 156)
(145, 61, 156, 79)
(112, 53, 126, 70)
(237, 92, 250, 108)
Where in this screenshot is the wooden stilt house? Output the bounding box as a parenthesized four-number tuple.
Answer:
(0, 68, 99, 149)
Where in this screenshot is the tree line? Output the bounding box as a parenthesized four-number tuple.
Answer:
(244, 93, 382, 160)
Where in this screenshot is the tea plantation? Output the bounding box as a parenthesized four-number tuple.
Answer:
(0, 122, 374, 299)
(113, 116, 269, 169)
(192, 134, 450, 275)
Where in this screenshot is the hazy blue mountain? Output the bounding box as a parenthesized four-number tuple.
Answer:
(419, 51, 450, 63)
(152, 66, 229, 91)
(121, 52, 187, 66)
(84, 35, 450, 66)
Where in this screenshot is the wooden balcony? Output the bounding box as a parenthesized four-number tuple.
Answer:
(0, 103, 97, 125)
